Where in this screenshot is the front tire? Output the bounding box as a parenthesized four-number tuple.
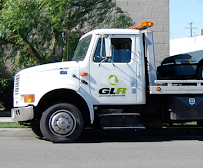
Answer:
(31, 123, 43, 138)
(40, 103, 84, 143)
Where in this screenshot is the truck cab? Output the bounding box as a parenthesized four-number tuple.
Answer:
(76, 29, 146, 105)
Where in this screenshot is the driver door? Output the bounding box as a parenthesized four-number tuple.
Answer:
(89, 34, 145, 105)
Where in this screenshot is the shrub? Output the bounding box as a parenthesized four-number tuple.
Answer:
(0, 76, 13, 110)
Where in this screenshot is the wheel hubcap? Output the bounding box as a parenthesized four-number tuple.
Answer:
(49, 110, 76, 137)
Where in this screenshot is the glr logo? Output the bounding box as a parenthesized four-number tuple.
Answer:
(99, 88, 127, 94)
(98, 74, 126, 97)
(108, 74, 118, 85)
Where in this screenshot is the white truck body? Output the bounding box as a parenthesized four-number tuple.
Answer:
(11, 23, 203, 142)
(12, 29, 146, 123)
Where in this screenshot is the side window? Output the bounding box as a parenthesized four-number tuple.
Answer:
(111, 38, 131, 63)
(93, 37, 132, 63)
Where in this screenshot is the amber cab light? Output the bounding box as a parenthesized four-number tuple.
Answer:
(80, 72, 88, 76)
(24, 94, 35, 103)
(127, 21, 154, 30)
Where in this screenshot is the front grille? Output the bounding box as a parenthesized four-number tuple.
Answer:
(14, 74, 20, 95)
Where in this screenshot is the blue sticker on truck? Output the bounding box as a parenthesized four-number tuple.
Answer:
(60, 71, 67, 75)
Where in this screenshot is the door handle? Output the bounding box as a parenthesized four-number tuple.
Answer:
(137, 51, 141, 77)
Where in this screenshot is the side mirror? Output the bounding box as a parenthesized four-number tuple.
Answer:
(105, 35, 112, 57)
(98, 35, 114, 67)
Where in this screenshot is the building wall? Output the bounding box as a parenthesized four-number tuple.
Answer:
(115, 0, 169, 66)
(170, 36, 203, 56)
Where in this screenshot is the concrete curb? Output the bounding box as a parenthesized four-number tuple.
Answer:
(0, 128, 35, 137)
(0, 117, 36, 138)
(0, 117, 13, 122)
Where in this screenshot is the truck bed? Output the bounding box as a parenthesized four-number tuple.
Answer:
(149, 80, 203, 94)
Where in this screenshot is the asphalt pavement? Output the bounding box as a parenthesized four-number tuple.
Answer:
(2, 137, 203, 168)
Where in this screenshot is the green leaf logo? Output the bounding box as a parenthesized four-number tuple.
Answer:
(108, 74, 118, 85)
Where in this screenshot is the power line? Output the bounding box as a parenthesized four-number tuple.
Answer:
(170, 7, 203, 13)
(170, 33, 189, 35)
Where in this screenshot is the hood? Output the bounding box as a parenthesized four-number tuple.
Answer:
(18, 61, 79, 75)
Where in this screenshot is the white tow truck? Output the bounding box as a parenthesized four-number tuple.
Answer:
(11, 22, 203, 142)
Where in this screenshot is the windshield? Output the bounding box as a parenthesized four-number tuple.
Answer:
(72, 35, 92, 61)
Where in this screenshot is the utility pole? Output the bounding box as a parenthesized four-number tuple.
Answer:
(185, 22, 197, 37)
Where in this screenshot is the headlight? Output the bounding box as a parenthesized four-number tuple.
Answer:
(174, 59, 192, 63)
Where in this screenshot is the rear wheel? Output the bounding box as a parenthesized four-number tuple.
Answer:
(40, 103, 84, 143)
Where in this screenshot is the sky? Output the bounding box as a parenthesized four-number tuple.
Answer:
(170, 0, 203, 39)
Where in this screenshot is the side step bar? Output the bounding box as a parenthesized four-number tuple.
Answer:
(98, 113, 141, 117)
(103, 125, 146, 130)
(98, 113, 145, 130)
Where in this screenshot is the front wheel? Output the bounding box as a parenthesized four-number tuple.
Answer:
(31, 122, 43, 138)
(40, 103, 84, 143)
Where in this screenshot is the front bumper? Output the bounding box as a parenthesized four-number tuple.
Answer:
(11, 106, 34, 122)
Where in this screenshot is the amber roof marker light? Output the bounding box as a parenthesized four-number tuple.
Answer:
(127, 21, 154, 30)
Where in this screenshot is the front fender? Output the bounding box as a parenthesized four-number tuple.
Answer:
(77, 87, 94, 124)
(13, 62, 80, 107)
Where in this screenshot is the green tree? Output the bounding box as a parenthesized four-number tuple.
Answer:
(0, 0, 133, 69)
(0, 0, 133, 109)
